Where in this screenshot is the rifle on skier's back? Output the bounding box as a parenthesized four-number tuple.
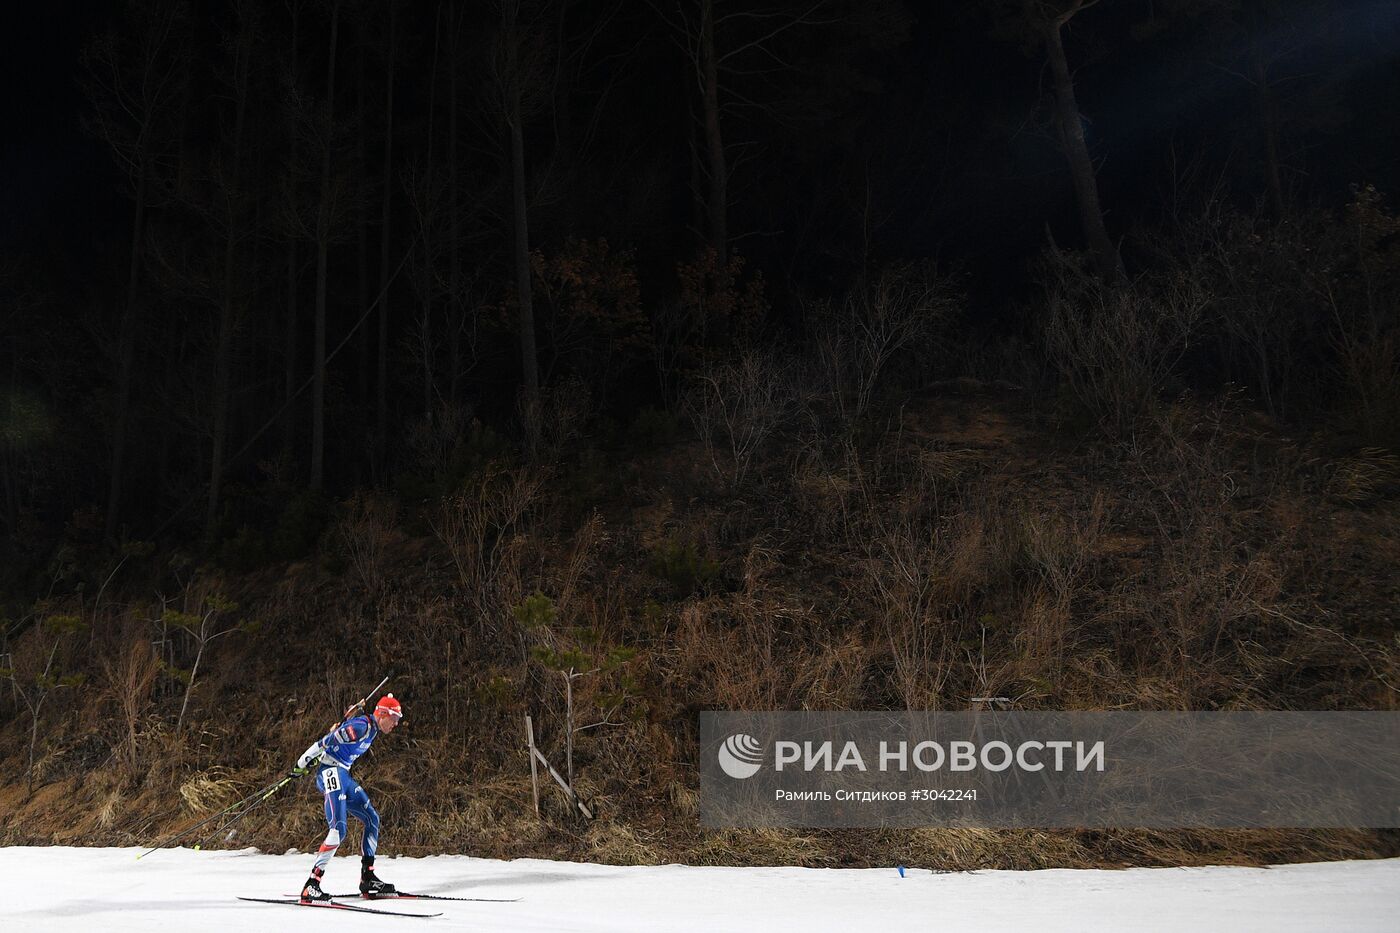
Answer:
(334, 673, 390, 726)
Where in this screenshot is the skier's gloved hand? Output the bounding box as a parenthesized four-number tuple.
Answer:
(292, 740, 323, 777)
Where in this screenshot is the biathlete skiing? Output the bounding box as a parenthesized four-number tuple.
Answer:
(289, 692, 404, 902)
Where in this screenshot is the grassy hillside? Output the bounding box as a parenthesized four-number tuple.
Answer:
(2, 383, 1396, 869)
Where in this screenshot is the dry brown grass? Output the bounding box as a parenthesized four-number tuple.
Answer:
(1017, 492, 1106, 670)
(99, 636, 159, 774)
(95, 788, 124, 830)
(2, 391, 1397, 871)
(690, 828, 830, 866)
(178, 769, 240, 815)
(584, 821, 662, 865)
(1326, 447, 1400, 504)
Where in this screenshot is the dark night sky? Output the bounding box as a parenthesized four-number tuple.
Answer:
(2, 2, 113, 252)
(1, 0, 1398, 549)
(5, 2, 1399, 271)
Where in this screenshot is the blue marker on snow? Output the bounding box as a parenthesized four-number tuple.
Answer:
(897, 865, 905, 877)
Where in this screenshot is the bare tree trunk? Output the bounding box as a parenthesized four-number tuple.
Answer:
(281, 250, 298, 453)
(421, 6, 442, 418)
(1, 352, 16, 530)
(284, 241, 300, 460)
(688, 99, 706, 245)
(1252, 41, 1286, 221)
(176, 640, 204, 733)
(1045, 5, 1121, 282)
(448, 7, 463, 408)
(283, 0, 303, 464)
(106, 170, 147, 540)
(208, 10, 254, 532)
(700, 0, 726, 258)
(90, 1, 187, 539)
(551, 0, 575, 158)
(0, 445, 13, 532)
(564, 671, 574, 787)
(357, 33, 371, 419)
(376, 2, 397, 477)
(27, 696, 44, 792)
(311, 2, 342, 491)
(21, 640, 61, 791)
(504, 0, 540, 419)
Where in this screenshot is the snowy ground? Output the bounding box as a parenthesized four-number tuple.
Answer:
(4, 847, 1398, 932)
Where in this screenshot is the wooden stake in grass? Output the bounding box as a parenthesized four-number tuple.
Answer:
(524, 714, 593, 821)
(516, 592, 637, 821)
(525, 714, 540, 816)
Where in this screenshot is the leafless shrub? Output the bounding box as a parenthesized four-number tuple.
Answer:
(1040, 251, 1209, 437)
(866, 512, 942, 694)
(554, 511, 605, 620)
(3, 612, 87, 789)
(1017, 493, 1107, 667)
(1146, 190, 1400, 441)
(862, 490, 1014, 710)
(337, 492, 400, 598)
(1133, 409, 1235, 541)
(158, 584, 242, 734)
(650, 298, 694, 406)
(99, 636, 159, 773)
(1151, 523, 1282, 702)
(1112, 405, 1298, 703)
(790, 635, 870, 709)
(670, 601, 785, 710)
(518, 377, 591, 464)
(884, 612, 954, 711)
(1327, 185, 1400, 444)
(808, 263, 959, 429)
(404, 400, 471, 484)
(1329, 296, 1400, 446)
(683, 351, 804, 489)
(431, 466, 543, 620)
(1148, 204, 1319, 420)
(787, 451, 860, 541)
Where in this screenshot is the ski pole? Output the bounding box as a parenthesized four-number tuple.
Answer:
(187, 773, 296, 852)
(137, 773, 291, 860)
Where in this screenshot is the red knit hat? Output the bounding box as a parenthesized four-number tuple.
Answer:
(375, 694, 403, 722)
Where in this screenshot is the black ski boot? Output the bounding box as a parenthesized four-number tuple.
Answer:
(360, 858, 396, 898)
(300, 869, 331, 903)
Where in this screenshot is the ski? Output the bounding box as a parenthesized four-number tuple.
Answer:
(328, 891, 521, 903)
(239, 896, 442, 918)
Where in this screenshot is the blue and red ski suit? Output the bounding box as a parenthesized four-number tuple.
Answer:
(296, 715, 383, 875)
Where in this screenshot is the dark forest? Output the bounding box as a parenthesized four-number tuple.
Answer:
(1, 0, 1398, 870)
